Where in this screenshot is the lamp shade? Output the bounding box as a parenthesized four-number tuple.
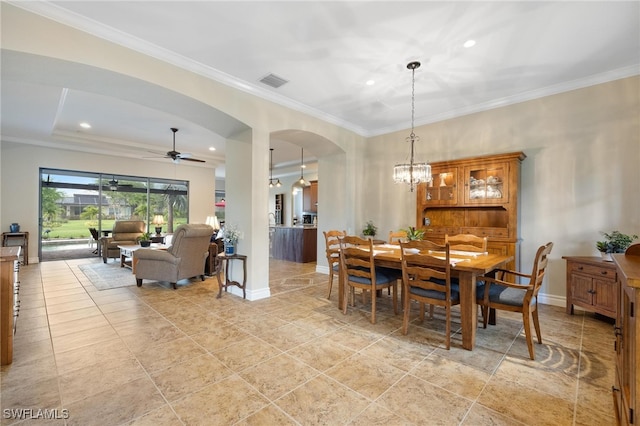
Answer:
(152, 215, 164, 226)
(205, 215, 220, 231)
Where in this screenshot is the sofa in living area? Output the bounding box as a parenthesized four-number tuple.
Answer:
(101, 220, 146, 263)
(134, 223, 214, 289)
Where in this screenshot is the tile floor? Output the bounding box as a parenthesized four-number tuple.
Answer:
(1, 258, 616, 425)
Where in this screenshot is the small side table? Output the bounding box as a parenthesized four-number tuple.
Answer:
(216, 253, 247, 299)
(1, 232, 28, 265)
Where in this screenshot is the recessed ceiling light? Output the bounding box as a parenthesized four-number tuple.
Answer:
(366, 80, 375, 86)
(463, 39, 476, 48)
(209, 147, 216, 151)
(79, 122, 91, 129)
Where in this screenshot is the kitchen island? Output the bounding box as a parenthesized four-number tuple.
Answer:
(271, 226, 317, 263)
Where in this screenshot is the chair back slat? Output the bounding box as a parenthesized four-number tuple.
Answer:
(445, 234, 488, 253)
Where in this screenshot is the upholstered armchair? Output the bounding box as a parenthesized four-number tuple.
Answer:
(134, 224, 214, 289)
(101, 220, 146, 263)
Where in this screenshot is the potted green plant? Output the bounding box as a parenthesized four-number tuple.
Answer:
(403, 226, 425, 241)
(596, 230, 638, 261)
(362, 221, 377, 238)
(138, 232, 152, 247)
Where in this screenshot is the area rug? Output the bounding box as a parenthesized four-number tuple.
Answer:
(78, 263, 139, 290)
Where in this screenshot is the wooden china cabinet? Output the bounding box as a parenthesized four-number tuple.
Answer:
(416, 151, 525, 270)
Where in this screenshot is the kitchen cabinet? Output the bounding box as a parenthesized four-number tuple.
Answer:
(612, 252, 640, 425)
(564, 256, 617, 319)
(416, 152, 525, 270)
(303, 180, 318, 213)
(271, 226, 317, 263)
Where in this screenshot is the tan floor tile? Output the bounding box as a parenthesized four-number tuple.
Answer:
(275, 374, 370, 425)
(125, 404, 181, 426)
(45, 292, 94, 306)
(349, 402, 414, 426)
(287, 335, 355, 372)
(190, 324, 251, 352)
(150, 353, 233, 402)
(239, 353, 319, 400)
(477, 375, 575, 425)
(59, 356, 146, 404)
(51, 324, 118, 353)
(211, 335, 282, 372)
(462, 403, 526, 425)
(378, 374, 472, 424)
(236, 403, 298, 426)
(171, 375, 269, 425)
(359, 335, 429, 372)
(64, 377, 166, 426)
(0, 376, 61, 412)
(326, 352, 407, 400)
(257, 322, 317, 351)
(49, 314, 110, 338)
(413, 354, 492, 399)
(135, 336, 207, 373)
(47, 306, 103, 325)
(54, 337, 135, 375)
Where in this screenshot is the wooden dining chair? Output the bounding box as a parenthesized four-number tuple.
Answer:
(478, 242, 553, 360)
(339, 235, 399, 324)
(400, 240, 458, 349)
(323, 229, 346, 299)
(388, 230, 408, 244)
(445, 233, 488, 253)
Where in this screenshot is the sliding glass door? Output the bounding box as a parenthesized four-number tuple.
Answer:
(39, 168, 189, 261)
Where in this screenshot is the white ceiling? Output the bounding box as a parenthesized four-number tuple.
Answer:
(2, 1, 639, 178)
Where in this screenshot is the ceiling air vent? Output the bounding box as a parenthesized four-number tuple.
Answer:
(259, 73, 289, 89)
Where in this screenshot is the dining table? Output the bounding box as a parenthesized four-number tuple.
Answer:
(337, 243, 514, 351)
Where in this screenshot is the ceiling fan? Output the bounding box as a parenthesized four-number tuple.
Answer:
(106, 176, 133, 191)
(161, 128, 205, 164)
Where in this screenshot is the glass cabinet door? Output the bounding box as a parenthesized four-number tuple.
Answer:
(424, 167, 458, 205)
(464, 162, 509, 204)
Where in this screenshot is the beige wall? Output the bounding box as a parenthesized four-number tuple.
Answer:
(364, 76, 640, 304)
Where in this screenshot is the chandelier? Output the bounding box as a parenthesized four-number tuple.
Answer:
(269, 148, 281, 188)
(393, 61, 432, 192)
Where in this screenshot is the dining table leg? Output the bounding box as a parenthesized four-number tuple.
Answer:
(458, 271, 477, 350)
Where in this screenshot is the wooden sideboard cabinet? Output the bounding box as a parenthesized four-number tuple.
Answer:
(416, 151, 525, 270)
(612, 252, 640, 425)
(564, 256, 618, 319)
(1, 246, 20, 365)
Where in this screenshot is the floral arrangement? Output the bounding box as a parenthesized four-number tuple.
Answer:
(221, 224, 240, 245)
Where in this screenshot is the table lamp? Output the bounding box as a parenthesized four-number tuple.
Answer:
(152, 214, 164, 235)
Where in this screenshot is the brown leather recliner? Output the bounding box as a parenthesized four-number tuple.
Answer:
(134, 224, 214, 289)
(100, 220, 146, 263)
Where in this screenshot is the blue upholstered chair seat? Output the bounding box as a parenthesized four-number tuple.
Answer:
(347, 266, 400, 286)
(409, 283, 459, 301)
(483, 284, 535, 307)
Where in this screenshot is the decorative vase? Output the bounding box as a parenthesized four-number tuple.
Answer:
(600, 252, 613, 262)
(140, 240, 151, 247)
(225, 243, 235, 255)
(9, 223, 20, 233)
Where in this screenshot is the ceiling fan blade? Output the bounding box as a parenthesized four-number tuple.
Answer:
(179, 157, 206, 163)
(179, 152, 193, 158)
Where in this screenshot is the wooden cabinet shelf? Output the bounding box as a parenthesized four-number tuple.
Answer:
(416, 152, 525, 270)
(564, 256, 618, 319)
(303, 180, 318, 213)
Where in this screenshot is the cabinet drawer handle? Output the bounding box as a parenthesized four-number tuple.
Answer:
(577, 266, 584, 270)
(600, 271, 608, 275)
